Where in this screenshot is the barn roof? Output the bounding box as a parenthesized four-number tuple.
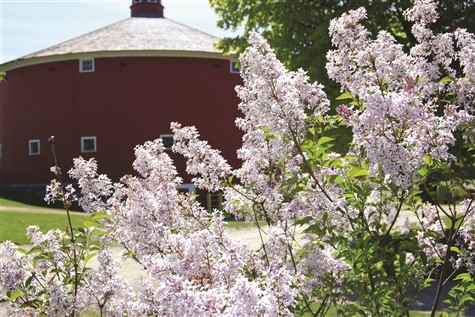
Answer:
(0, 1, 232, 72)
(22, 17, 220, 59)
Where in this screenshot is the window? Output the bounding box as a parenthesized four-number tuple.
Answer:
(28, 139, 40, 155)
(160, 134, 175, 150)
(133, 0, 142, 3)
(80, 58, 94, 72)
(81, 136, 97, 153)
(147, 0, 157, 2)
(207, 192, 223, 212)
(177, 184, 196, 194)
(0, 144, 3, 158)
(230, 61, 241, 73)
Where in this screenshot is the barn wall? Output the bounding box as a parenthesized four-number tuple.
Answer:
(0, 56, 242, 185)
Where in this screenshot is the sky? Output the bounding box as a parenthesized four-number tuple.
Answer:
(0, 0, 240, 64)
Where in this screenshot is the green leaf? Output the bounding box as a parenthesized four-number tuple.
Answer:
(84, 253, 97, 264)
(436, 185, 449, 202)
(8, 289, 25, 302)
(83, 221, 97, 229)
(90, 212, 109, 221)
(423, 155, 432, 166)
(346, 167, 369, 178)
(317, 136, 334, 146)
(25, 275, 34, 288)
(463, 295, 475, 303)
(123, 250, 135, 258)
(26, 246, 42, 256)
(328, 175, 343, 183)
(439, 76, 454, 83)
(450, 246, 461, 254)
(416, 75, 423, 84)
(16, 248, 28, 255)
(89, 229, 106, 238)
(424, 155, 434, 166)
(454, 273, 474, 283)
(418, 166, 428, 177)
(303, 224, 319, 234)
(293, 216, 313, 226)
(336, 92, 354, 100)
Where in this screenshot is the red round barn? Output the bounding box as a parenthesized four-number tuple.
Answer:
(0, 0, 242, 201)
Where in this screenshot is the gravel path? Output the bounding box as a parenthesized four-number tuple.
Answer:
(1, 205, 82, 215)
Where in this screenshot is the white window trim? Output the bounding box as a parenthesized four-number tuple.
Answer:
(28, 139, 40, 155)
(81, 136, 97, 153)
(230, 61, 240, 73)
(80, 58, 95, 73)
(177, 183, 196, 194)
(160, 134, 175, 150)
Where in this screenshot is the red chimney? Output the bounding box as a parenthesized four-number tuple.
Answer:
(131, 0, 164, 18)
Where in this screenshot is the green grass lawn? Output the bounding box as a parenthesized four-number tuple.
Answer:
(225, 219, 264, 229)
(0, 197, 72, 210)
(1, 197, 33, 207)
(0, 197, 262, 244)
(1, 198, 87, 244)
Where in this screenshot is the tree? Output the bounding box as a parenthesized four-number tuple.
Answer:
(211, 0, 475, 175)
(210, 0, 474, 99)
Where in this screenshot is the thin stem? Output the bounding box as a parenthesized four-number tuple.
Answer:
(314, 293, 331, 317)
(48, 136, 80, 314)
(253, 205, 270, 265)
(385, 189, 407, 236)
(430, 216, 457, 316)
(288, 126, 357, 232)
(226, 181, 271, 258)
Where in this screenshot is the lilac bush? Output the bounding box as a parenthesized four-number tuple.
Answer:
(1, 0, 475, 316)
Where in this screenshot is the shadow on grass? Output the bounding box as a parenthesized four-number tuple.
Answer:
(1, 184, 56, 207)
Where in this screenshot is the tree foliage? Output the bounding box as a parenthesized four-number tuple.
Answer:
(211, 0, 475, 174)
(211, 0, 474, 98)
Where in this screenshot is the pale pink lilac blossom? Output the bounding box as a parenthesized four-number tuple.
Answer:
(455, 29, 475, 81)
(0, 242, 28, 302)
(229, 32, 331, 225)
(171, 122, 232, 192)
(327, 2, 474, 188)
(455, 199, 475, 274)
(83, 249, 135, 317)
(64, 137, 299, 315)
(1, 227, 132, 316)
(68, 157, 114, 213)
(296, 243, 350, 293)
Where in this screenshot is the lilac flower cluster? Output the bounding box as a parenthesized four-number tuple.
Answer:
(171, 122, 232, 192)
(327, 1, 474, 188)
(0, 227, 132, 316)
(172, 31, 349, 303)
(64, 140, 297, 315)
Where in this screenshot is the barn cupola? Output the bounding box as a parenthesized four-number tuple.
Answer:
(131, 0, 164, 18)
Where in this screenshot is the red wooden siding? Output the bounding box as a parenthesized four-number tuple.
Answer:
(0, 56, 242, 184)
